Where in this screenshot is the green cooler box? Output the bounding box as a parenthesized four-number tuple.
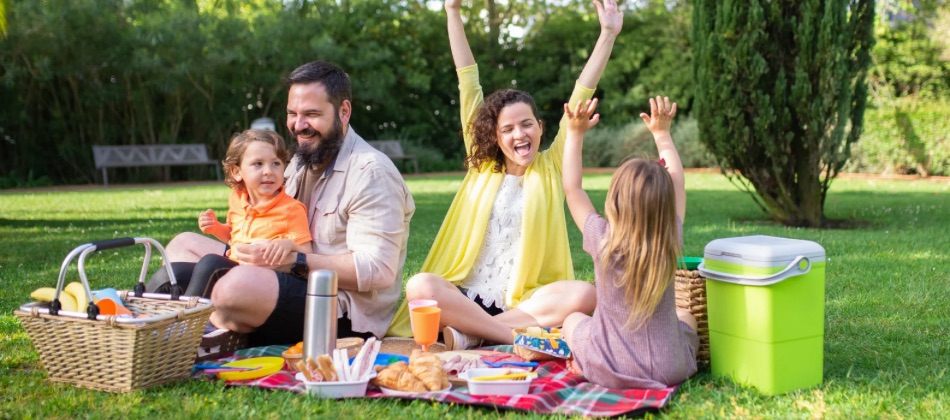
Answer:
(698, 235, 826, 395)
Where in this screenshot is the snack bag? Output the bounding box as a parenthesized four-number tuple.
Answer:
(512, 327, 572, 361)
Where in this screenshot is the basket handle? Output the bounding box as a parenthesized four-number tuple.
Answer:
(51, 237, 180, 318)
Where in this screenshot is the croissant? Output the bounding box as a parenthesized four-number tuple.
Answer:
(408, 352, 449, 391)
(374, 363, 427, 393)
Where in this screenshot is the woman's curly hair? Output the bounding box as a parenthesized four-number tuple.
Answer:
(464, 89, 541, 172)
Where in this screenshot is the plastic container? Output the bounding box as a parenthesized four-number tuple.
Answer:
(459, 368, 537, 396)
(698, 235, 826, 395)
(678, 256, 703, 270)
(295, 372, 374, 398)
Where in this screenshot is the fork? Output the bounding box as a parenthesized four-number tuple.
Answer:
(484, 361, 538, 368)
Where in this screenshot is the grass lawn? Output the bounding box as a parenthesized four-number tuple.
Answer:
(1, 172, 947, 418)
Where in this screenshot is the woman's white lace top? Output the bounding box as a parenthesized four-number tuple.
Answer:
(462, 174, 524, 310)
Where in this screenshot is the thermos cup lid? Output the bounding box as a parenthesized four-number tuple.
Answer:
(307, 269, 338, 296)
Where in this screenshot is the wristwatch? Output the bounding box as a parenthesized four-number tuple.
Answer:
(291, 252, 309, 278)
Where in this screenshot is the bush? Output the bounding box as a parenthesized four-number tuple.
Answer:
(580, 117, 715, 168)
(402, 140, 465, 173)
(847, 102, 950, 176)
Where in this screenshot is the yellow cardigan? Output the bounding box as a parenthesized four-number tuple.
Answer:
(386, 65, 595, 337)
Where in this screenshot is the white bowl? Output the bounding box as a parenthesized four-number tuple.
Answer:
(295, 372, 374, 398)
(459, 368, 537, 396)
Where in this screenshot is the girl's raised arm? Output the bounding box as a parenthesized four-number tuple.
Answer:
(576, 0, 623, 90)
(562, 99, 601, 230)
(445, 0, 475, 69)
(640, 96, 685, 222)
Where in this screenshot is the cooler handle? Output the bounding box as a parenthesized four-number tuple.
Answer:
(698, 256, 810, 286)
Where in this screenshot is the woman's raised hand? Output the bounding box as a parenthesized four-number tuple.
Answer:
(445, 0, 461, 12)
(564, 98, 601, 137)
(593, 0, 623, 36)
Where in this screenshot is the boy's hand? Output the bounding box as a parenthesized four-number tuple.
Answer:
(593, 0, 623, 37)
(639, 96, 677, 135)
(198, 209, 220, 233)
(261, 239, 297, 267)
(445, 0, 461, 12)
(564, 98, 601, 137)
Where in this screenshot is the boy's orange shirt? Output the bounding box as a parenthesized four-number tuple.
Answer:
(226, 187, 312, 260)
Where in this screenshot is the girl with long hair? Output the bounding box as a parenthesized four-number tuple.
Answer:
(560, 97, 699, 388)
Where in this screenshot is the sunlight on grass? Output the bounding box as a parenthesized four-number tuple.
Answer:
(0, 172, 948, 417)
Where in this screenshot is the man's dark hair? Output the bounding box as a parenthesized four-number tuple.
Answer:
(285, 60, 352, 110)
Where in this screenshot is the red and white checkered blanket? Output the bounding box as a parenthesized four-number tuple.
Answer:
(194, 345, 677, 417)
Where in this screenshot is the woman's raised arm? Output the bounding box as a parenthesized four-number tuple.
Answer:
(577, 0, 623, 89)
(446, 0, 475, 69)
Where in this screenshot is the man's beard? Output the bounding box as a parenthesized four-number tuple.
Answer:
(295, 115, 345, 169)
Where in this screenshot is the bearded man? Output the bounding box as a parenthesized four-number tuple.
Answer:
(149, 61, 415, 348)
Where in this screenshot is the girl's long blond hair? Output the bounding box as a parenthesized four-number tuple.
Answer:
(601, 158, 681, 331)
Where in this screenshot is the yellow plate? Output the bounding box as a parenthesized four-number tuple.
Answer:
(217, 357, 284, 381)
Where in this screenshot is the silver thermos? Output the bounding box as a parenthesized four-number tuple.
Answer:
(303, 269, 338, 361)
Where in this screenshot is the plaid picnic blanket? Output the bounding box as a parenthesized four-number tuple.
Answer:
(194, 345, 677, 417)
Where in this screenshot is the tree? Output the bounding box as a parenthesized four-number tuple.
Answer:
(1, 0, 8, 39)
(692, 1, 876, 227)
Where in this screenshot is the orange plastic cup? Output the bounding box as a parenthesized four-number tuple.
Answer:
(407, 299, 438, 330)
(97, 298, 132, 317)
(410, 306, 441, 352)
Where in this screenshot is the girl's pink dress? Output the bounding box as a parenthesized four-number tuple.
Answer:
(571, 213, 699, 389)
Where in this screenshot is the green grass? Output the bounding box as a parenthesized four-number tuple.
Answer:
(1, 173, 948, 418)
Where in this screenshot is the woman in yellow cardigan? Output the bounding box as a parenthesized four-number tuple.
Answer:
(386, 0, 623, 350)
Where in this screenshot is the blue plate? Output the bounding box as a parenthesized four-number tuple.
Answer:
(349, 352, 408, 367)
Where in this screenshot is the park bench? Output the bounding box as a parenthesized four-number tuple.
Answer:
(92, 144, 221, 186)
(367, 140, 419, 174)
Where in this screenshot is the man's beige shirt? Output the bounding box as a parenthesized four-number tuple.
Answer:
(285, 127, 415, 337)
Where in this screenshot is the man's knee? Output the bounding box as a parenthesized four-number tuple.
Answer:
(405, 273, 444, 300)
(209, 269, 259, 310)
(164, 232, 222, 262)
(166, 232, 201, 251)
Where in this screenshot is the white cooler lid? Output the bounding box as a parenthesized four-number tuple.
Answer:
(704, 235, 825, 266)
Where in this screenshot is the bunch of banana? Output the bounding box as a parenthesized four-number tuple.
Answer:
(29, 282, 92, 313)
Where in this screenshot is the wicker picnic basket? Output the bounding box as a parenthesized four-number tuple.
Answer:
(15, 238, 214, 393)
(674, 268, 710, 365)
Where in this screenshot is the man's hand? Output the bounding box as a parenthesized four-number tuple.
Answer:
(445, 0, 461, 12)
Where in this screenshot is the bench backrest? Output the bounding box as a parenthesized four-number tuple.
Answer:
(366, 140, 408, 158)
(93, 144, 214, 169)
